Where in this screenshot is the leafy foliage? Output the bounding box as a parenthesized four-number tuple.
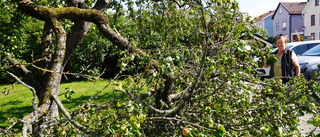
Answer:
(1, 0, 320, 136)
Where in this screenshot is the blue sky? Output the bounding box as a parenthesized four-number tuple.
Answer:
(237, 0, 308, 18)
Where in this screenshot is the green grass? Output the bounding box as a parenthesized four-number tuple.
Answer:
(0, 80, 122, 129)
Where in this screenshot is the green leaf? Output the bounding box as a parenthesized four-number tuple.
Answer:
(216, 125, 226, 137)
(130, 116, 137, 123)
(133, 103, 139, 108)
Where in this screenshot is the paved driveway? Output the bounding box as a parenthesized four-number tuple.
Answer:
(298, 113, 320, 136)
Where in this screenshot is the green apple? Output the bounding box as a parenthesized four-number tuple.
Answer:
(183, 128, 189, 136)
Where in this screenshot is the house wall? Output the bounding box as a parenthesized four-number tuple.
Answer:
(254, 20, 264, 29)
(303, 0, 320, 40)
(273, 5, 290, 39)
(254, 14, 274, 37)
(264, 16, 274, 37)
(290, 15, 304, 41)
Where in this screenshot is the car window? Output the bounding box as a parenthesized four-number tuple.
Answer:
(302, 45, 320, 56)
(286, 45, 293, 49)
(292, 44, 308, 55)
(308, 43, 320, 49)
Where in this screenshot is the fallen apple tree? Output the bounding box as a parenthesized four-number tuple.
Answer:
(1, 0, 320, 136)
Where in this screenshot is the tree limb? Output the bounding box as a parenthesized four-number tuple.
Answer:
(52, 95, 99, 136)
(6, 71, 38, 119)
(6, 71, 40, 136)
(63, 0, 111, 67)
(18, 0, 109, 24)
(38, 21, 53, 81)
(6, 54, 39, 91)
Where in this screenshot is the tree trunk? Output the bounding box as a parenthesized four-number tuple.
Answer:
(14, 0, 111, 135)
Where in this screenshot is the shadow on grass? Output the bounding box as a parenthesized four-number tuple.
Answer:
(61, 91, 122, 110)
(0, 101, 33, 129)
(60, 77, 88, 84)
(0, 82, 125, 131)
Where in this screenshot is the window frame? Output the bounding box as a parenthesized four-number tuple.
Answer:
(311, 14, 315, 26)
(282, 19, 287, 30)
(258, 22, 262, 28)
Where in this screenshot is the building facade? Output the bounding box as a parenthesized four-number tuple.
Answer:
(272, 2, 307, 42)
(303, 0, 320, 40)
(254, 10, 275, 37)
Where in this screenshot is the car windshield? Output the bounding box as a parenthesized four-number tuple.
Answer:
(301, 44, 320, 56)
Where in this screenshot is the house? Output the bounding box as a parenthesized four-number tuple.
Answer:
(302, 0, 320, 40)
(272, 2, 307, 42)
(253, 10, 275, 37)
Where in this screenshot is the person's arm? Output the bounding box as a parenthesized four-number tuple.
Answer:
(292, 59, 300, 76)
(263, 61, 269, 68)
(291, 52, 300, 76)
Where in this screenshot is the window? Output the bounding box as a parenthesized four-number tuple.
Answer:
(316, 0, 320, 6)
(276, 21, 279, 29)
(311, 14, 315, 26)
(258, 22, 262, 28)
(279, 7, 282, 13)
(282, 19, 287, 30)
(309, 43, 319, 49)
(292, 44, 308, 55)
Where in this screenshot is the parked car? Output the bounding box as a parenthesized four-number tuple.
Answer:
(298, 44, 320, 80)
(256, 40, 320, 79)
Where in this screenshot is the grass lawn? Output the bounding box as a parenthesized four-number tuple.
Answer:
(0, 79, 124, 129)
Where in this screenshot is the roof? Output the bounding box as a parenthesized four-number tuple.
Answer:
(272, 2, 308, 19)
(281, 2, 307, 14)
(253, 10, 275, 22)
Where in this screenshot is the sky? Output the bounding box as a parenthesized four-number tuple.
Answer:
(237, 0, 308, 18)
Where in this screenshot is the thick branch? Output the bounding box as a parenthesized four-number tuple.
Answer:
(162, 78, 174, 107)
(63, 0, 111, 67)
(20, 100, 51, 137)
(6, 55, 39, 89)
(97, 23, 146, 55)
(18, 0, 109, 24)
(39, 21, 53, 81)
(168, 87, 191, 102)
(17, 0, 159, 73)
(37, 18, 67, 119)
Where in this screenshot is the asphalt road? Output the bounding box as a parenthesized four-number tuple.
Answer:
(298, 113, 320, 136)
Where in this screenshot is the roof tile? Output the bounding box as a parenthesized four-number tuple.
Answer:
(254, 10, 275, 21)
(281, 2, 307, 14)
